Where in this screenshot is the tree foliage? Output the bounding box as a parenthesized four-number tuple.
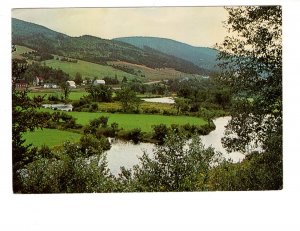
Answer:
(12, 58, 49, 192)
(218, 6, 282, 152)
(217, 6, 282, 189)
(86, 84, 113, 102)
(118, 134, 221, 192)
(19, 141, 114, 193)
(115, 87, 141, 112)
(60, 81, 70, 100)
(74, 72, 83, 86)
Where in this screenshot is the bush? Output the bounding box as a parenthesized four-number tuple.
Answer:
(152, 124, 169, 144)
(48, 94, 60, 102)
(143, 107, 160, 114)
(128, 128, 143, 144)
(72, 96, 94, 112)
(79, 134, 111, 156)
(119, 128, 143, 144)
(89, 103, 99, 112)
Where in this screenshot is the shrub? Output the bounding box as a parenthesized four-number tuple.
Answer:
(79, 134, 111, 156)
(89, 103, 99, 112)
(48, 94, 60, 102)
(119, 128, 143, 144)
(152, 124, 169, 144)
(143, 108, 160, 114)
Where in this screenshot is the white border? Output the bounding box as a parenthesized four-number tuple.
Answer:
(1, 0, 300, 230)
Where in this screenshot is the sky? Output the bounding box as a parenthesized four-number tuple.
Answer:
(12, 7, 228, 47)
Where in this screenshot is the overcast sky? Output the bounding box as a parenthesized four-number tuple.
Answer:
(12, 7, 228, 48)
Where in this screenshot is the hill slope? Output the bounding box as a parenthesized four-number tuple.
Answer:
(12, 18, 207, 75)
(114, 36, 219, 71)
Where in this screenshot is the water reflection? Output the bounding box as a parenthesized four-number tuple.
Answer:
(106, 116, 245, 175)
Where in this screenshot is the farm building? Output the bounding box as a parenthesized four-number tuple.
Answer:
(43, 83, 58, 89)
(35, 76, 44, 86)
(15, 80, 28, 89)
(93, 79, 105, 85)
(67, 80, 76, 88)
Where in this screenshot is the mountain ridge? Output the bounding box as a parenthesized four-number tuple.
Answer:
(114, 36, 219, 71)
(12, 18, 215, 74)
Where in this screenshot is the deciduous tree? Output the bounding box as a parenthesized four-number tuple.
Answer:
(217, 6, 282, 189)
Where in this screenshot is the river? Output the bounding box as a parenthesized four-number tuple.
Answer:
(106, 116, 245, 176)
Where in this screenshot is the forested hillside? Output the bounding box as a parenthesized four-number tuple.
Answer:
(12, 18, 208, 74)
(114, 36, 219, 71)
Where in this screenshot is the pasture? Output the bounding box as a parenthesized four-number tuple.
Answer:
(25, 111, 207, 147)
(44, 57, 138, 80)
(28, 90, 88, 101)
(12, 45, 35, 59)
(24, 128, 82, 147)
(67, 111, 207, 132)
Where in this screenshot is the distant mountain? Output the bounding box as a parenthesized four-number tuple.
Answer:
(114, 36, 219, 71)
(12, 18, 208, 75)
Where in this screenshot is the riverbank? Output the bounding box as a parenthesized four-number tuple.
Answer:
(106, 116, 245, 175)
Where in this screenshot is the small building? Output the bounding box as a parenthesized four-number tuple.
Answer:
(43, 83, 58, 89)
(93, 79, 105, 86)
(42, 104, 73, 112)
(66, 80, 76, 88)
(15, 80, 28, 89)
(35, 76, 44, 86)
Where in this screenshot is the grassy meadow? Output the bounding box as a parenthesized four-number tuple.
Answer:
(109, 61, 202, 81)
(28, 90, 88, 101)
(25, 111, 207, 147)
(12, 45, 35, 59)
(67, 111, 207, 132)
(45, 57, 138, 80)
(24, 128, 82, 147)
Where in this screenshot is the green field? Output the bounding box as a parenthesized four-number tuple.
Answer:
(24, 128, 82, 147)
(67, 111, 207, 132)
(28, 90, 88, 101)
(45, 57, 138, 80)
(13, 45, 35, 59)
(25, 112, 207, 147)
(109, 61, 202, 81)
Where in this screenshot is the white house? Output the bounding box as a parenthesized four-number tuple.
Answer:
(66, 80, 76, 88)
(43, 83, 58, 89)
(93, 79, 105, 85)
(35, 76, 44, 86)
